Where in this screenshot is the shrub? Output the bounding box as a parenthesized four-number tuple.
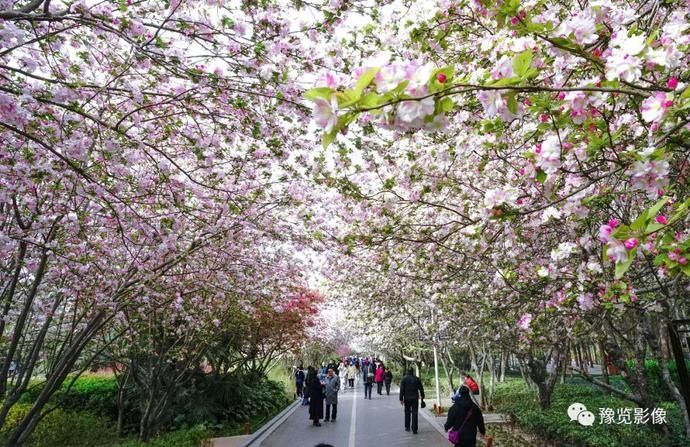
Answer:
(493, 379, 688, 447)
(0, 404, 116, 447)
(117, 424, 212, 447)
(19, 374, 118, 419)
(169, 372, 289, 429)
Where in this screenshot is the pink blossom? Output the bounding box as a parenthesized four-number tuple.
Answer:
(598, 224, 614, 243)
(630, 157, 670, 198)
(491, 55, 514, 80)
(577, 293, 595, 311)
(537, 136, 562, 174)
(668, 77, 679, 89)
(518, 313, 532, 330)
(606, 240, 628, 263)
(624, 238, 639, 250)
(656, 215, 668, 225)
(312, 94, 339, 133)
(641, 92, 673, 123)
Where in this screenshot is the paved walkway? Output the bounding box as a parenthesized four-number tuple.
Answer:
(260, 381, 450, 447)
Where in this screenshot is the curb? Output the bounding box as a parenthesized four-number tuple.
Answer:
(420, 407, 448, 437)
(239, 399, 301, 447)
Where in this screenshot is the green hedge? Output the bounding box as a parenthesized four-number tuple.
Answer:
(19, 374, 118, 419)
(0, 404, 116, 446)
(493, 379, 688, 447)
(117, 425, 212, 447)
(6, 372, 290, 445)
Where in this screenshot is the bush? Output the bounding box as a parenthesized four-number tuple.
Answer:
(169, 372, 289, 429)
(9, 370, 290, 443)
(623, 359, 690, 402)
(493, 379, 688, 447)
(117, 424, 212, 447)
(19, 374, 118, 419)
(0, 404, 116, 447)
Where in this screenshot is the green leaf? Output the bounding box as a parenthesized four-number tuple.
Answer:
(648, 196, 668, 217)
(611, 225, 632, 240)
(548, 37, 579, 51)
(304, 87, 334, 102)
(339, 89, 362, 108)
(322, 131, 336, 149)
(513, 50, 533, 77)
(429, 66, 455, 92)
(360, 92, 381, 109)
(439, 97, 454, 112)
(614, 249, 636, 279)
(490, 76, 520, 87)
(681, 86, 690, 100)
(630, 210, 648, 231)
(646, 222, 665, 234)
(535, 169, 547, 183)
(653, 253, 668, 266)
(354, 67, 379, 96)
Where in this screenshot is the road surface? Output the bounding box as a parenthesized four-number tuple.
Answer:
(260, 380, 449, 447)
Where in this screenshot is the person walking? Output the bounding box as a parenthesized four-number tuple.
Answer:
(339, 360, 347, 389)
(444, 385, 486, 446)
(375, 363, 385, 395)
(295, 366, 305, 398)
(324, 368, 340, 422)
(384, 368, 393, 395)
(399, 368, 425, 434)
(307, 369, 324, 426)
(347, 363, 356, 388)
(362, 360, 375, 399)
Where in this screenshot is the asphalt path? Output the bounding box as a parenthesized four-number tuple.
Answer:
(260, 379, 449, 447)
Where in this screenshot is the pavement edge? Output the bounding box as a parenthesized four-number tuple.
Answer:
(239, 399, 302, 447)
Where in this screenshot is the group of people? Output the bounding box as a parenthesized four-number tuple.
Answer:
(293, 361, 487, 447)
(359, 357, 393, 399)
(293, 357, 395, 427)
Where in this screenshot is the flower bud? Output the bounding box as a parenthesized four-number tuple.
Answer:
(624, 238, 639, 250)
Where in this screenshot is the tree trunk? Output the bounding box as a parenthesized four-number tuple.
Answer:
(599, 340, 610, 385)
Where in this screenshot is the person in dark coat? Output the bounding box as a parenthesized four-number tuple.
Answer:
(307, 370, 324, 426)
(444, 385, 486, 446)
(399, 368, 425, 434)
(362, 360, 375, 399)
(295, 366, 305, 398)
(384, 369, 393, 395)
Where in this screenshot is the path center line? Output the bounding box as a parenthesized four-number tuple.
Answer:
(348, 388, 357, 447)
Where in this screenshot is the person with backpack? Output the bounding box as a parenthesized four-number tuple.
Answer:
(445, 385, 486, 446)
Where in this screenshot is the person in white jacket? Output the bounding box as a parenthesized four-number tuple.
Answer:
(347, 363, 357, 388)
